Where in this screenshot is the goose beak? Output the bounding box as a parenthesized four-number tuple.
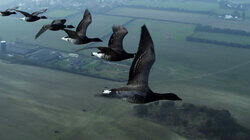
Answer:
(177, 97, 182, 101)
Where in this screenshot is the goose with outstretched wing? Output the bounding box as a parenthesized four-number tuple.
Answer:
(16, 9, 47, 22)
(0, 6, 19, 16)
(100, 25, 182, 104)
(61, 9, 102, 45)
(76, 25, 135, 61)
(35, 19, 75, 39)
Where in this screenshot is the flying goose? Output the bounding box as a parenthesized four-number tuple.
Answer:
(100, 25, 182, 104)
(15, 9, 47, 22)
(76, 25, 135, 61)
(61, 9, 102, 45)
(0, 6, 19, 16)
(35, 19, 75, 39)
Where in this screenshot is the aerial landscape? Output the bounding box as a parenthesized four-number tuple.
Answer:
(0, 0, 250, 139)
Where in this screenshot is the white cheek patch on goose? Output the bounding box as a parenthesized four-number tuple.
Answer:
(92, 52, 105, 59)
(20, 17, 26, 21)
(61, 37, 69, 41)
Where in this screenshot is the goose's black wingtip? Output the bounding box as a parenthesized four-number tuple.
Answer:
(141, 24, 148, 31)
(141, 25, 150, 35)
(84, 9, 90, 14)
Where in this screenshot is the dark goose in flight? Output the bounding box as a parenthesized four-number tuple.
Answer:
(35, 19, 75, 39)
(100, 25, 182, 104)
(61, 9, 102, 45)
(76, 25, 135, 61)
(15, 9, 47, 22)
(0, 6, 19, 16)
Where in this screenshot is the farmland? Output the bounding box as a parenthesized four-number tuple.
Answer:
(1, 0, 250, 139)
(107, 7, 250, 31)
(127, 0, 219, 11)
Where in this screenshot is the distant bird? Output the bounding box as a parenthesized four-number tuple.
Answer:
(15, 9, 47, 22)
(0, 6, 19, 16)
(35, 19, 75, 39)
(61, 9, 102, 45)
(100, 25, 182, 104)
(76, 25, 135, 61)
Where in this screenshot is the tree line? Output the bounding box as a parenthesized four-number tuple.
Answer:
(195, 24, 250, 37)
(186, 36, 250, 49)
(123, 5, 216, 16)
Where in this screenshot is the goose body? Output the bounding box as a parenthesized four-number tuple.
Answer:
(62, 9, 102, 45)
(89, 25, 135, 61)
(15, 9, 47, 22)
(35, 19, 74, 39)
(0, 7, 19, 16)
(100, 25, 182, 104)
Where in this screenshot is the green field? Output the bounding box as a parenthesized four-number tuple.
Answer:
(127, 0, 244, 16)
(127, 0, 219, 11)
(192, 31, 250, 45)
(1, 46, 250, 139)
(0, 61, 185, 140)
(108, 7, 250, 31)
(46, 10, 77, 18)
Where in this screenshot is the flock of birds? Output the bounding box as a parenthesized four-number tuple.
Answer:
(1, 6, 182, 104)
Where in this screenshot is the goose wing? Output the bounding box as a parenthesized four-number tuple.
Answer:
(32, 9, 47, 16)
(15, 10, 31, 17)
(127, 25, 155, 87)
(35, 24, 51, 39)
(108, 25, 128, 53)
(63, 29, 80, 39)
(6, 6, 19, 12)
(76, 9, 92, 37)
(52, 19, 66, 25)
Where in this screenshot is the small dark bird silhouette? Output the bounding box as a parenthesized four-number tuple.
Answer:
(0, 6, 19, 16)
(76, 25, 135, 61)
(15, 9, 47, 22)
(100, 25, 182, 104)
(61, 9, 102, 45)
(35, 19, 75, 39)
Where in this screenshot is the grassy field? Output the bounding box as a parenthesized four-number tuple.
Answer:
(127, 0, 219, 11)
(0, 61, 185, 140)
(108, 7, 250, 32)
(127, 0, 244, 16)
(0, 47, 250, 139)
(192, 31, 250, 45)
(46, 10, 77, 18)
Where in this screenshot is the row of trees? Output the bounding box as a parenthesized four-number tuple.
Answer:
(124, 5, 217, 16)
(186, 36, 250, 49)
(194, 24, 250, 36)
